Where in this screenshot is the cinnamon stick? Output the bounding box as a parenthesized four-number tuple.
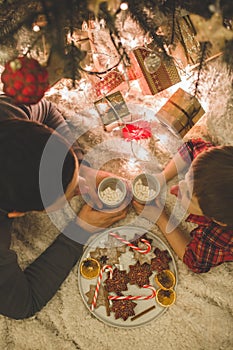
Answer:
(131, 305, 156, 321)
(104, 289, 111, 316)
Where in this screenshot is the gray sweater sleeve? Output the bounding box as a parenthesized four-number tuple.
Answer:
(26, 98, 85, 159)
(0, 220, 91, 319)
(0, 94, 84, 159)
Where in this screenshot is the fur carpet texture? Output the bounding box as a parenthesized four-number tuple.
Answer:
(0, 59, 232, 350)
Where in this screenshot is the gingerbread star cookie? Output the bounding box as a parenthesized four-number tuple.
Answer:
(133, 241, 156, 265)
(105, 267, 129, 293)
(111, 299, 137, 321)
(105, 234, 127, 254)
(150, 247, 172, 272)
(128, 261, 152, 288)
(85, 284, 106, 309)
(89, 246, 121, 266)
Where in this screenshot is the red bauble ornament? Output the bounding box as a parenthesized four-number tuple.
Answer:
(1, 56, 49, 105)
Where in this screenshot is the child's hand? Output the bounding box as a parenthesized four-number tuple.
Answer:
(132, 199, 165, 224)
(79, 166, 131, 209)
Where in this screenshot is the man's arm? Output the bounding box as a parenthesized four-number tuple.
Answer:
(0, 201, 128, 319)
(0, 224, 88, 320)
(27, 98, 84, 159)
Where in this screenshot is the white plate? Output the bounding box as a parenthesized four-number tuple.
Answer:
(78, 226, 178, 328)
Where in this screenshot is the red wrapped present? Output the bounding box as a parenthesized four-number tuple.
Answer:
(156, 88, 205, 137)
(95, 70, 125, 97)
(122, 121, 152, 141)
(126, 51, 143, 81)
(131, 46, 181, 95)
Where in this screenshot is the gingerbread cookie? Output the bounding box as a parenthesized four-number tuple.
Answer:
(133, 241, 156, 265)
(105, 267, 129, 293)
(85, 284, 106, 309)
(111, 299, 137, 321)
(105, 234, 127, 254)
(90, 246, 121, 266)
(151, 247, 172, 272)
(128, 261, 152, 288)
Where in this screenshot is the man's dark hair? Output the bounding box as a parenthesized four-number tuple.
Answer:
(0, 119, 76, 213)
(193, 146, 233, 226)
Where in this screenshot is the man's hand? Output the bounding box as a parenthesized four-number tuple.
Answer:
(78, 166, 121, 208)
(76, 203, 128, 233)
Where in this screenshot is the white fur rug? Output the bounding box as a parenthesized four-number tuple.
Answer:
(0, 59, 233, 350)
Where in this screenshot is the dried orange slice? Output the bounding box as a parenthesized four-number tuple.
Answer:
(80, 258, 100, 279)
(154, 269, 176, 290)
(156, 288, 176, 307)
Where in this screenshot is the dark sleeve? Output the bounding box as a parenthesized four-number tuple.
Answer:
(0, 222, 93, 320)
(26, 98, 85, 159)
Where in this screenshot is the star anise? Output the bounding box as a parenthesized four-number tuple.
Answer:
(99, 255, 108, 265)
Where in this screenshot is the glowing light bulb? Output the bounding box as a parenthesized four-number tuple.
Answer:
(79, 79, 87, 90)
(120, 2, 128, 11)
(128, 38, 139, 49)
(33, 24, 40, 32)
(82, 21, 88, 31)
(118, 63, 125, 73)
(128, 157, 136, 167)
(84, 64, 93, 71)
(99, 19, 105, 29)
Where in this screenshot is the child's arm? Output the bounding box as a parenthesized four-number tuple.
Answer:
(162, 151, 189, 182)
(156, 212, 191, 259)
(132, 200, 191, 259)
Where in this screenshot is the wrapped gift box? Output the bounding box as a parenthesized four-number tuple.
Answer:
(159, 14, 200, 69)
(126, 51, 143, 81)
(156, 88, 205, 137)
(94, 90, 130, 131)
(176, 15, 201, 65)
(95, 70, 125, 97)
(130, 46, 181, 95)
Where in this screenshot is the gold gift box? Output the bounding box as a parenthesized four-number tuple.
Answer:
(177, 15, 201, 65)
(156, 88, 205, 137)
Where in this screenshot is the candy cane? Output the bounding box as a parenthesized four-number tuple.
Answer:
(109, 232, 151, 254)
(91, 265, 113, 311)
(108, 285, 156, 301)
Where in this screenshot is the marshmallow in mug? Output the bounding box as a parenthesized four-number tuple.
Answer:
(133, 178, 157, 202)
(99, 186, 124, 205)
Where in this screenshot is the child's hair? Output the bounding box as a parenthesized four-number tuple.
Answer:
(0, 118, 76, 213)
(192, 146, 233, 226)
